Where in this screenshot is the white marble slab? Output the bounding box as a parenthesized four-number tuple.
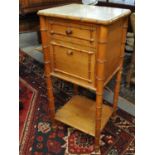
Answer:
(38, 4, 131, 25)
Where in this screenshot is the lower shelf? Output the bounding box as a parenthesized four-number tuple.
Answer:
(55, 95, 113, 136)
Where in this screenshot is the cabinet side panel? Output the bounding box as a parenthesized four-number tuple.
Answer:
(104, 20, 123, 83)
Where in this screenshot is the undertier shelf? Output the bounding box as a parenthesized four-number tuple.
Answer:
(55, 95, 113, 136)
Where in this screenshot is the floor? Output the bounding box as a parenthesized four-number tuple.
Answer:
(19, 31, 135, 116)
(19, 32, 43, 63)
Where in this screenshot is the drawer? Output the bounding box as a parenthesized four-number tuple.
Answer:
(48, 19, 97, 47)
(50, 41, 95, 83)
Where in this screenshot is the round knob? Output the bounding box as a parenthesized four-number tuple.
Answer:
(65, 29, 72, 35)
(67, 50, 73, 55)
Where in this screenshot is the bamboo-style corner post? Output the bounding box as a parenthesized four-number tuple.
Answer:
(113, 18, 128, 113)
(95, 26, 108, 151)
(39, 16, 55, 120)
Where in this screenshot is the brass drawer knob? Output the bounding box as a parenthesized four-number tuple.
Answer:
(65, 29, 73, 35)
(67, 50, 73, 55)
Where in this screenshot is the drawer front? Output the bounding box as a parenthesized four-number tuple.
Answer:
(48, 19, 97, 47)
(50, 42, 95, 83)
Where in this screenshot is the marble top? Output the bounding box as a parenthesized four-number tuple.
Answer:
(38, 4, 131, 25)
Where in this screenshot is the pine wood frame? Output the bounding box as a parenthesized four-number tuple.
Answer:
(39, 13, 128, 151)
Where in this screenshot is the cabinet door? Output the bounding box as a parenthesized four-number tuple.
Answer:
(50, 42, 95, 83)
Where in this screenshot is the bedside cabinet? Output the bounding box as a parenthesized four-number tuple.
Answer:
(38, 4, 131, 151)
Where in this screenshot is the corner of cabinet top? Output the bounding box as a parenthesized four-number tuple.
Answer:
(37, 3, 131, 25)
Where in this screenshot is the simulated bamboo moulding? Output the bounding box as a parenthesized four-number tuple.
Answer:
(38, 3, 131, 151)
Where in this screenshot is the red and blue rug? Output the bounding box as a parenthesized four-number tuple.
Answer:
(19, 51, 135, 155)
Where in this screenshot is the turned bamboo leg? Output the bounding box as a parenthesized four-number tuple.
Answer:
(113, 69, 122, 113)
(95, 26, 108, 151)
(73, 84, 78, 95)
(95, 91, 104, 151)
(45, 76, 55, 120)
(40, 16, 55, 121)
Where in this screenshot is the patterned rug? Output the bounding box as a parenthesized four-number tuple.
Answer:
(19, 51, 135, 155)
(19, 78, 38, 154)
